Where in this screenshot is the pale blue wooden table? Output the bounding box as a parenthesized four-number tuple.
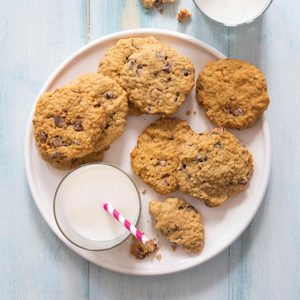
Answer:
(1, 0, 300, 299)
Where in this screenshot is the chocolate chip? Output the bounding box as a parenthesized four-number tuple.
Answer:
(146, 106, 152, 112)
(154, 0, 162, 8)
(51, 151, 62, 159)
(183, 69, 190, 76)
(40, 131, 47, 143)
(186, 204, 197, 212)
(231, 108, 245, 116)
(135, 65, 143, 76)
(196, 155, 208, 162)
(167, 225, 179, 234)
(214, 142, 222, 148)
(167, 135, 175, 140)
(73, 121, 83, 132)
(163, 62, 171, 73)
(52, 137, 64, 147)
(156, 51, 167, 60)
(161, 175, 170, 186)
(53, 116, 65, 128)
(103, 91, 113, 99)
(238, 178, 248, 185)
(127, 58, 136, 69)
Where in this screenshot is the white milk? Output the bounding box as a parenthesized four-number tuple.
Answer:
(54, 164, 140, 250)
(194, 0, 271, 25)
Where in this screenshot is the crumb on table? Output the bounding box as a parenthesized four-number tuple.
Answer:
(142, 189, 147, 195)
(130, 237, 159, 259)
(177, 9, 192, 23)
(193, 111, 196, 115)
(171, 244, 177, 252)
(186, 110, 191, 116)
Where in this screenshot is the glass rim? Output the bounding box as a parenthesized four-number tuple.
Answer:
(53, 162, 141, 252)
(192, 0, 273, 27)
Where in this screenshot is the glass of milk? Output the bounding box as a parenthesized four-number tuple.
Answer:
(53, 163, 141, 251)
(193, 0, 273, 26)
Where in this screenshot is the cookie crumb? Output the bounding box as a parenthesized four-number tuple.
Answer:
(159, 8, 164, 14)
(130, 238, 159, 259)
(141, 0, 176, 9)
(193, 111, 196, 115)
(142, 189, 147, 195)
(171, 244, 177, 252)
(155, 253, 162, 261)
(186, 110, 191, 116)
(177, 9, 192, 22)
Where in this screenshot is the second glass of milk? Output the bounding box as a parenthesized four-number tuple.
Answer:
(193, 0, 273, 26)
(54, 163, 141, 251)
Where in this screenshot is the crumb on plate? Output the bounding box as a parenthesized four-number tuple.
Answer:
(155, 253, 162, 261)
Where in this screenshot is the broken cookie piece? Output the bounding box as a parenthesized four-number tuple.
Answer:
(149, 198, 205, 253)
(141, 0, 176, 9)
(177, 9, 192, 23)
(130, 237, 159, 259)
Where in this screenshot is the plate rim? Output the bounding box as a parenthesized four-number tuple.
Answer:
(24, 28, 271, 276)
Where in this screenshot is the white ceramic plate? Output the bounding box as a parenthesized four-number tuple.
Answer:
(25, 29, 271, 275)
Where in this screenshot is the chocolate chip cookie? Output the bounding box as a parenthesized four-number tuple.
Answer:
(33, 87, 106, 169)
(130, 237, 158, 259)
(120, 44, 195, 115)
(98, 36, 160, 115)
(130, 118, 192, 194)
(176, 128, 254, 207)
(66, 73, 128, 153)
(149, 198, 205, 253)
(196, 58, 270, 129)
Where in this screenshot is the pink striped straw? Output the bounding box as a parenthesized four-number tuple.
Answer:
(103, 202, 150, 244)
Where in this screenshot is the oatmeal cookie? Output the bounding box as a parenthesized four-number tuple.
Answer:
(130, 237, 158, 259)
(196, 58, 270, 129)
(98, 37, 160, 116)
(120, 44, 195, 115)
(176, 128, 254, 207)
(33, 87, 106, 169)
(66, 73, 128, 152)
(131, 118, 192, 194)
(149, 198, 205, 253)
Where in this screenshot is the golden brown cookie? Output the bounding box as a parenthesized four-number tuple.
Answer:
(141, 0, 176, 9)
(130, 118, 192, 194)
(197, 58, 270, 129)
(176, 128, 254, 207)
(130, 238, 158, 259)
(120, 44, 195, 115)
(98, 37, 160, 116)
(33, 87, 106, 169)
(66, 73, 128, 153)
(98, 36, 160, 80)
(149, 198, 205, 253)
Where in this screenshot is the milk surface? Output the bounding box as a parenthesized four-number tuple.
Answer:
(55, 164, 140, 246)
(194, 0, 270, 25)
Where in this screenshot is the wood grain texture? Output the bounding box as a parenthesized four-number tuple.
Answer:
(1, 0, 300, 299)
(0, 1, 88, 299)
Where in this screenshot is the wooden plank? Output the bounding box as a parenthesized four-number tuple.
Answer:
(0, 1, 89, 299)
(228, 1, 300, 299)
